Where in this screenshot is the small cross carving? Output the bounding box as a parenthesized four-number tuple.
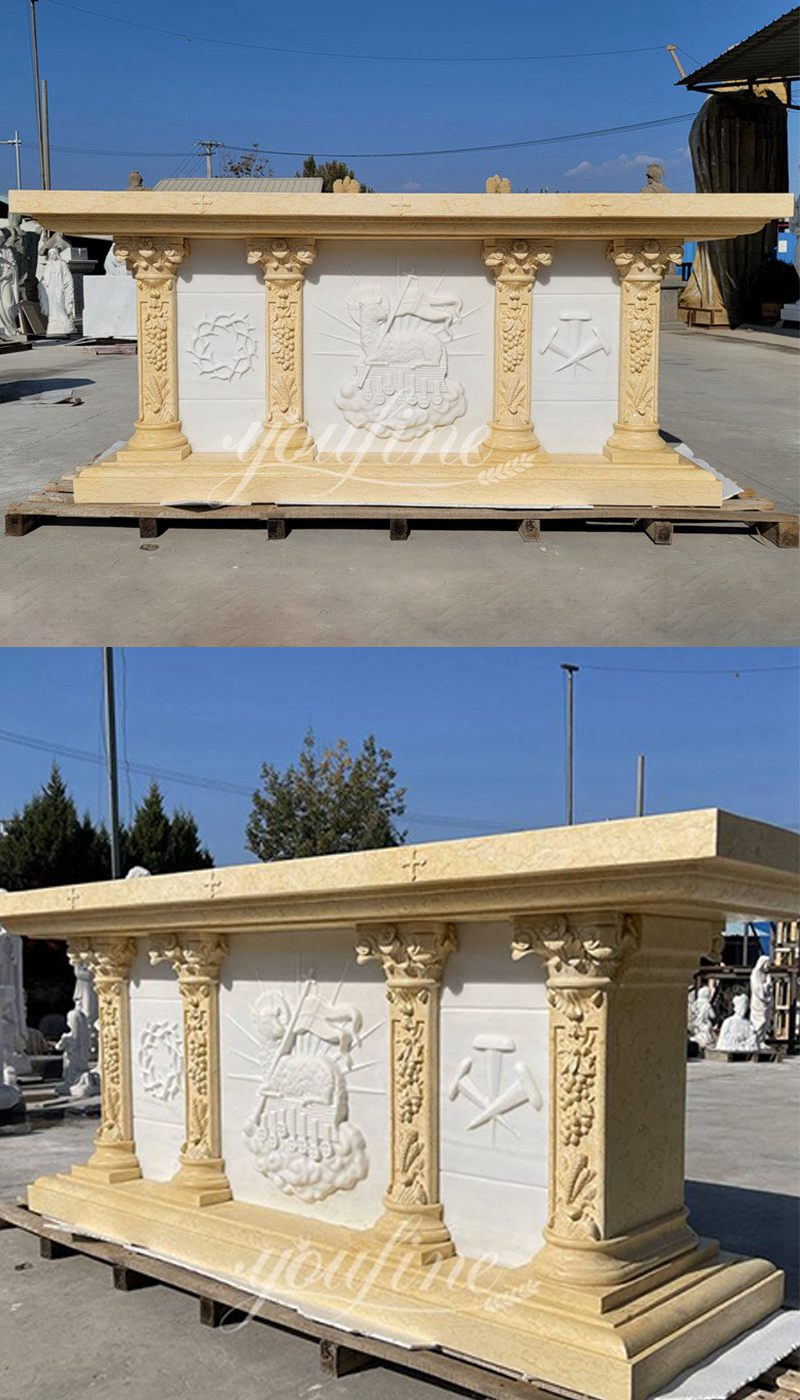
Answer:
(402, 849, 427, 882)
(67, 887, 79, 910)
(208, 872, 223, 899)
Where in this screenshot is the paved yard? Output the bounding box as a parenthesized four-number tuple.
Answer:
(1, 1059, 797, 1400)
(0, 326, 797, 646)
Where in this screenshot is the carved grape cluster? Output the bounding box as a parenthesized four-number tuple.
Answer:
(501, 291, 526, 373)
(271, 286, 297, 373)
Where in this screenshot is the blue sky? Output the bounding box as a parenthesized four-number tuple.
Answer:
(2, 0, 797, 194)
(0, 648, 797, 867)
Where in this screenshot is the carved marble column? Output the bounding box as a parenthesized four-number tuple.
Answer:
(112, 236, 190, 461)
(356, 921, 457, 1265)
(68, 937, 141, 1184)
(480, 239, 553, 463)
(150, 933, 231, 1206)
(604, 238, 683, 463)
(247, 238, 317, 460)
(511, 911, 716, 1301)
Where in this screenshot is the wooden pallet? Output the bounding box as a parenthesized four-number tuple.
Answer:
(0, 1199, 571, 1400)
(2, 1200, 797, 1399)
(5, 477, 799, 546)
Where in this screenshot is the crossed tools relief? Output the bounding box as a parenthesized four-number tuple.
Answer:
(538, 310, 611, 379)
(446, 1031, 543, 1149)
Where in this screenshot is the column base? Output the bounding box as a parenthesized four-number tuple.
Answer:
(159, 1156, 232, 1207)
(603, 425, 681, 465)
(115, 422, 191, 463)
(478, 424, 547, 464)
(71, 1141, 141, 1185)
(374, 1200, 456, 1266)
(532, 1207, 700, 1297)
(248, 422, 316, 464)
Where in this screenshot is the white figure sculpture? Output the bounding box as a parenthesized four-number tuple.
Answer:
(56, 1006, 98, 1098)
(688, 986, 716, 1049)
(72, 961, 98, 1056)
(0, 907, 32, 1074)
(126, 866, 151, 878)
(0, 230, 24, 342)
(749, 955, 774, 1047)
(104, 243, 129, 276)
(717, 992, 759, 1053)
(0, 989, 24, 1114)
(37, 242, 76, 336)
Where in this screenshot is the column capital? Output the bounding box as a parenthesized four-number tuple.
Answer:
(355, 920, 457, 985)
(149, 932, 228, 982)
(247, 238, 317, 279)
(67, 935, 136, 983)
(607, 237, 683, 282)
(111, 235, 189, 282)
(511, 911, 640, 989)
(482, 238, 553, 281)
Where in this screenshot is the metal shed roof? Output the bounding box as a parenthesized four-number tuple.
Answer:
(153, 177, 324, 193)
(679, 7, 800, 89)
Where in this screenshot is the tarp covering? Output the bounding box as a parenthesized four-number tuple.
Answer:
(685, 91, 792, 324)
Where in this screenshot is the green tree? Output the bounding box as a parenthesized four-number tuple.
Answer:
(122, 781, 213, 874)
(297, 155, 373, 192)
(246, 730, 405, 861)
(0, 764, 111, 1025)
(0, 763, 109, 891)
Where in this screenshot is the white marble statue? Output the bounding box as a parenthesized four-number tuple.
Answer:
(72, 961, 98, 1056)
(749, 955, 774, 1047)
(0, 989, 24, 1113)
(688, 985, 716, 1049)
(37, 241, 76, 336)
(716, 992, 759, 1053)
(126, 866, 151, 878)
(0, 230, 24, 342)
(57, 1006, 98, 1098)
(105, 243, 129, 276)
(0, 907, 32, 1074)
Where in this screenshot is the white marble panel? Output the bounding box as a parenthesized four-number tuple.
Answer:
(220, 931, 389, 1229)
(304, 240, 493, 457)
(130, 947, 184, 1182)
(532, 241, 620, 454)
(441, 924, 549, 1267)
(177, 240, 266, 451)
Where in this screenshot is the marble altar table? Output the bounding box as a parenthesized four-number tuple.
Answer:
(7, 191, 791, 508)
(2, 809, 797, 1400)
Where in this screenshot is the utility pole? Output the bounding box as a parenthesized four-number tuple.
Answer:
(28, 0, 45, 188)
(666, 44, 686, 79)
(560, 664, 579, 826)
(636, 754, 646, 818)
(103, 648, 122, 879)
(196, 139, 223, 178)
(0, 132, 22, 188)
(41, 78, 51, 189)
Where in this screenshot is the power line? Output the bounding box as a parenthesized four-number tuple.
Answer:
(41, 2, 671, 64)
(0, 725, 505, 832)
(572, 664, 800, 676)
(22, 112, 697, 164)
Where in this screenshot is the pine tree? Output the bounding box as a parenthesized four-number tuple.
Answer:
(245, 730, 406, 862)
(298, 155, 373, 192)
(0, 764, 111, 1026)
(122, 781, 213, 874)
(0, 763, 109, 891)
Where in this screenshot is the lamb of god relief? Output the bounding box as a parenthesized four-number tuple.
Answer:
(238, 974, 378, 1203)
(330, 270, 476, 439)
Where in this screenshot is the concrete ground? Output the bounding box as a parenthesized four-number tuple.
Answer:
(0, 327, 797, 646)
(1, 1058, 798, 1400)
